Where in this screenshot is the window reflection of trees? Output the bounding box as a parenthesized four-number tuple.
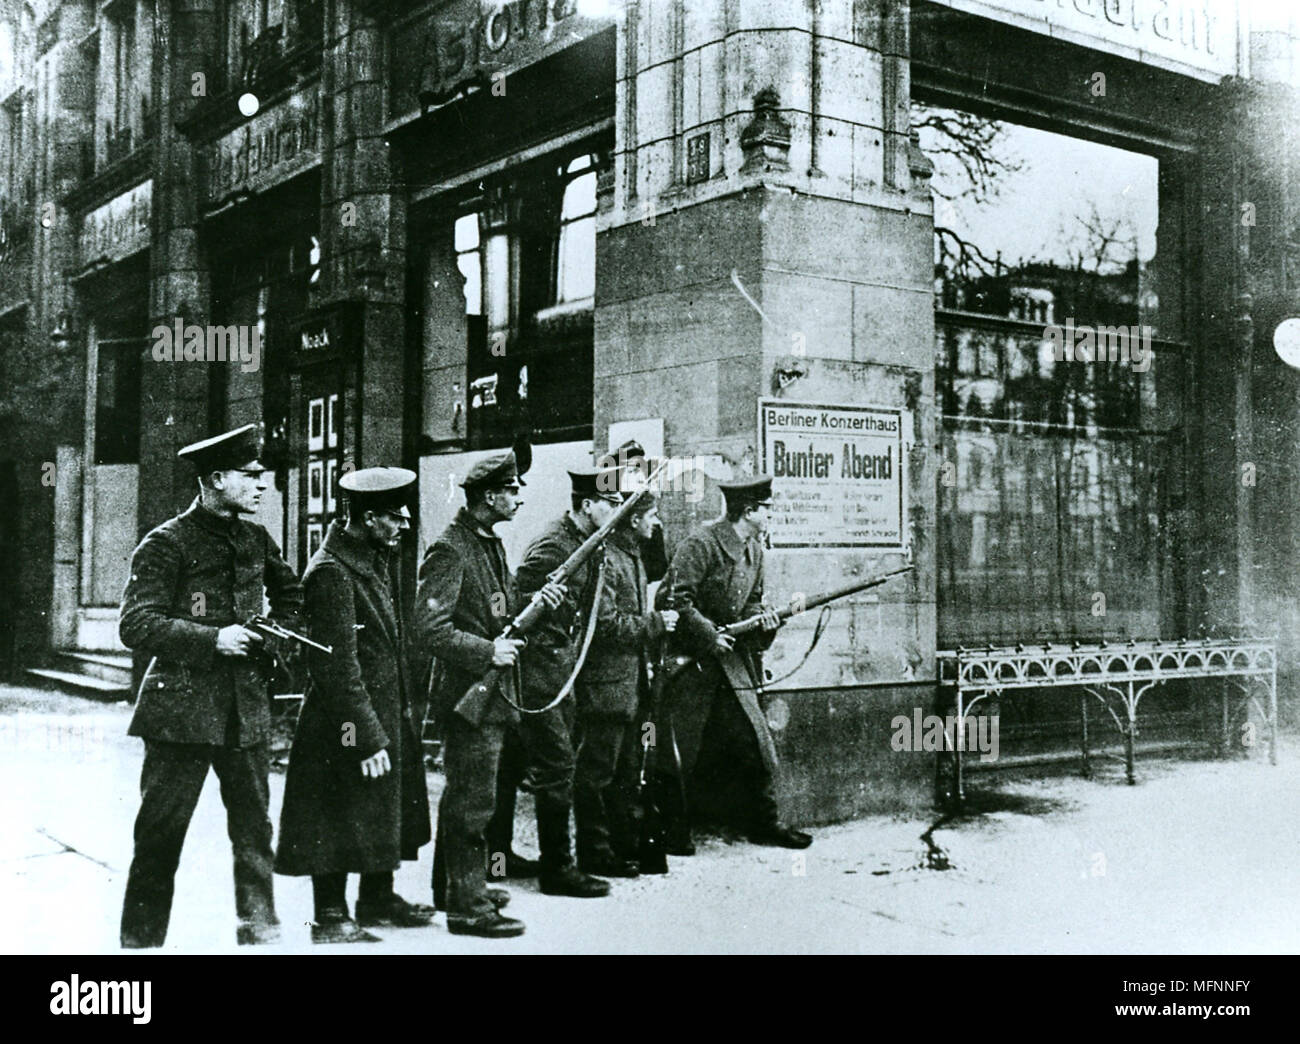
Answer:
(916, 103, 1185, 646)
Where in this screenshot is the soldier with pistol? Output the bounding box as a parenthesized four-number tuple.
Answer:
(119, 424, 303, 948)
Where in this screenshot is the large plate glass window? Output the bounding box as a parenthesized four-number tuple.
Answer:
(915, 102, 1190, 647)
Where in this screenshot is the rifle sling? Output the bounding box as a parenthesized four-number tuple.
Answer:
(495, 554, 607, 715)
(753, 604, 833, 689)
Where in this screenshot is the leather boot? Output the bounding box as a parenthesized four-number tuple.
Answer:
(535, 794, 574, 872)
(536, 797, 610, 898)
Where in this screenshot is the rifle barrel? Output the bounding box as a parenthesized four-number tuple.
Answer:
(503, 458, 670, 640)
(722, 565, 913, 637)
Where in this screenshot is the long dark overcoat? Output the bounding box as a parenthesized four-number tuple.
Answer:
(662, 519, 778, 775)
(275, 521, 431, 875)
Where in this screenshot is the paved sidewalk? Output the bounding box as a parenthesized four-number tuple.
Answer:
(2, 684, 1297, 954)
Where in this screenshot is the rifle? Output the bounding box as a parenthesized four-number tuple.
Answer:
(456, 459, 670, 721)
(635, 568, 676, 874)
(665, 565, 915, 683)
(719, 565, 914, 640)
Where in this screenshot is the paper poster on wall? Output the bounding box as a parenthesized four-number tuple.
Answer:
(758, 398, 909, 551)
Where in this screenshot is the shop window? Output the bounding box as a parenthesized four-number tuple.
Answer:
(0, 309, 22, 405)
(916, 102, 1189, 646)
(438, 146, 603, 449)
(3, 91, 22, 203)
(0, 19, 13, 95)
(110, 5, 133, 144)
(208, 195, 317, 449)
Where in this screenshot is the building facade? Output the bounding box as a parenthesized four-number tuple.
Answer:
(2, 0, 1298, 820)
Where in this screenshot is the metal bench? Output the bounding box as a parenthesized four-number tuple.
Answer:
(936, 638, 1278, 805)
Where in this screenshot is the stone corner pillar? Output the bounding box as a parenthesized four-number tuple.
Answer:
(596, 0, 938, 820)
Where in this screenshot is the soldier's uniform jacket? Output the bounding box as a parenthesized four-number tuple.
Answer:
(119, 497, 304, 746)
(666, 519, 775, 659)
(579, 526, 665, 719)
(275, 520, 431, 874)
(413, 508, 519, 726)
(515, 513, 603, 705)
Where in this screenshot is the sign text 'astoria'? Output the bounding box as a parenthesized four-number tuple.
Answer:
(760, 400, 909, 551)
(80, 180, 152, 268)
(391, 0, 613, 114)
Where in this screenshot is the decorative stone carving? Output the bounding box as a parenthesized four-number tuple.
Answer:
(740, 88, 791, 176)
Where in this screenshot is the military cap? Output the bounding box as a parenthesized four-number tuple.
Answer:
(617, 439, 647, 461)
(340, 466, 416, 517)
(461, 449, 525, 490)
(569, 465, 623, 504)
(598, 441, 657, 496)
(596, 438, 647, 469)
(718, 474, 774, 508)
(625, 488, 659, 517)
(177, 423, 264, 473)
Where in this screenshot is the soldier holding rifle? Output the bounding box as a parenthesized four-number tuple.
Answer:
(512, 466, 627, 896)
(119, 424, 304, 948)
(660, 475, 813, 851)
(413, 451, 564, 938)
(574, 490, 678, 877)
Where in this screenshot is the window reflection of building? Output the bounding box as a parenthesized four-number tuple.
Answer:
(919, 104, 1189, 645)
(436, 145, 603, 451)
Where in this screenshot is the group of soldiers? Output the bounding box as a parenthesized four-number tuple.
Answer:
(117, 423, 811, 947)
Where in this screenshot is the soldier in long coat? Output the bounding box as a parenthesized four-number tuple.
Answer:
(660, 475, 812, 851)
(119, 424, 303, 949)
(275, 467, 432, 943)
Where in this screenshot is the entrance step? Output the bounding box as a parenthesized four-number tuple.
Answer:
(60, 651, 133, 687)
(24, 666, 131, 700)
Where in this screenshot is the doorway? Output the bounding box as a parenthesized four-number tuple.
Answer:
(77, 326, 143, 648)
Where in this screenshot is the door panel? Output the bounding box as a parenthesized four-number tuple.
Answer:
(88, 464, 138, 606)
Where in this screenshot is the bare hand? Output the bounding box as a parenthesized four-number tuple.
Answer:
(539, 581, 566, 610)
(758, 606, 782, 633)
(659, 609, 679, 633)
(714, 631, 736, 652)
(360, 749, 391, 778)
(216, 624, 263, 658)
(493, 637, 525, 666)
